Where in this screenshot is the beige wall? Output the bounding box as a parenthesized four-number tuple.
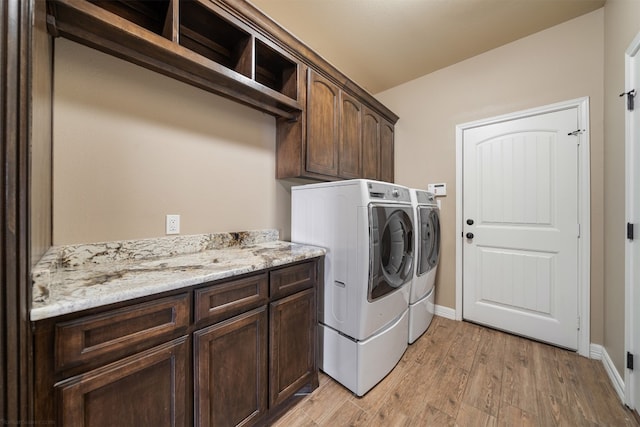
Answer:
(53, 39, 296, 244)
(53, 8, 624, 363)
(377, 10, 605, 343)
(603, 0, 640, 376)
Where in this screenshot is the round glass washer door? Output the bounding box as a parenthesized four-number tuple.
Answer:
(417, 206, 441, 276)
(369, 204, 414, 301)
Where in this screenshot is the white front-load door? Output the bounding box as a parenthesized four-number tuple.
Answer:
(462, 108, 579, 350)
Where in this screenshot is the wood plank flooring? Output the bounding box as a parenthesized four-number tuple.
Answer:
(272, 316, 639, 426)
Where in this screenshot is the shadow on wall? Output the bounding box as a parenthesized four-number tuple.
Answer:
(55, 38, 274, 150)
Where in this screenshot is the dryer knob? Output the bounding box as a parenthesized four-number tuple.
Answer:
(392, 189, 399, 198)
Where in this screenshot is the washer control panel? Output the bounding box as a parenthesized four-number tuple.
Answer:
(367, 181, 411, 202)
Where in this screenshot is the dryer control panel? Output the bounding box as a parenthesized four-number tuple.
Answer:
(415, 190, 437, 205)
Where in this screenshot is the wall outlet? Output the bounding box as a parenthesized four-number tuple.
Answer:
(166, 214, 180, 235)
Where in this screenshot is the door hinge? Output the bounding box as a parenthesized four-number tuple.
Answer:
(628, 223, 635, 241)
(628, 351, 634, 370)
(577, 316, 581, 331)
(577, 223, 581, 238)
(620, 89, 636, 111)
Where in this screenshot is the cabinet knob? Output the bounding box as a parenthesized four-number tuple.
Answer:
(466, 219, 474, 225)
(466, 232, 474, 239)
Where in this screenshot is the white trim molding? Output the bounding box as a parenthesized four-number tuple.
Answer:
(590, 343, 604, 360)
(596, 344, 626, 402)
(434, 304, 456, 320)
(455, 98, 591, 357)
(624, 29, 640, 411)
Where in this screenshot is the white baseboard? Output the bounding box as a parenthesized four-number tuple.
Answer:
(590, 343, 603, 360)
(434, 304, 456, 320)
(595, 344, 625, 402)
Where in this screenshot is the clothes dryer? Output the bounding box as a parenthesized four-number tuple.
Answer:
(291, 179, 414, 396)
(408, 189, 440, 344)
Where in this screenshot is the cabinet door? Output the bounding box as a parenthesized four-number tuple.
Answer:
(56, 337, 189, 427)
(362, 107, 380, 180)
(269, 288, 316, 407)
(194, 307, 268, 427)
(339, 91, 362, 178)
(306, 69, 339, 177)
(379, 118, 395, 183)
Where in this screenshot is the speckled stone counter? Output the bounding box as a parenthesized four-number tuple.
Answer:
(31, 230, 325, 321)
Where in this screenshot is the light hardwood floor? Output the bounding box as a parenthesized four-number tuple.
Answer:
(272, 316, 639, 426)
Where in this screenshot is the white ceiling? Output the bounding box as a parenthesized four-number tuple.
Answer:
(250, 0, 605, 94)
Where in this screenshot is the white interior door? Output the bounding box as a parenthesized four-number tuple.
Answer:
(462, 108, 580, 350)
(624, 31, 640, 413)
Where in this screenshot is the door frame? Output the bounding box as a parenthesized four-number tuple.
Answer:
(455, 97, 591, 357)
(624, 31, 640, 410)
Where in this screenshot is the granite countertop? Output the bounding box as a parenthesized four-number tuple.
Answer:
(31, 230, 325, 321)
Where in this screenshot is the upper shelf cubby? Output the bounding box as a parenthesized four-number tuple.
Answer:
(47, 0, 301, 119)
(87, 0, 173, 38)
(179, 0, 252, 79)
(255, 39, 297, 100)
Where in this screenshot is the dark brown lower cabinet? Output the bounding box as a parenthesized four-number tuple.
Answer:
(269, 288, 317, 407)
(34, 258, 322, 427)
(194, 307, 268, 427)
(55, 336, 189, 427)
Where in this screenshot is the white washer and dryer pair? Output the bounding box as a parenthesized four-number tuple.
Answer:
(408, 189, 440, 344)
(291, 179, 414, 396)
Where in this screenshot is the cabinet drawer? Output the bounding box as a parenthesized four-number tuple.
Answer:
(270, 261, 316, 300)
(55, 293, 190, 371)
(194, 273, 268, 326)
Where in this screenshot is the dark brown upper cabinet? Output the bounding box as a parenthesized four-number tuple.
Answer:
(339, 91, 363, 179)
(46, 0, 398, 181)
(47, 0, 302, 119)
(277, 69, 396, 181)
(380, 119, 395, 183)
(306, 70, 340, 177)
(362, 107, 381, 180)
(361, 106, 394, 182)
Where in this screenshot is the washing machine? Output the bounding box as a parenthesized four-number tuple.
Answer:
(291, 179, 414, 396)
(408, 189, 440, 344)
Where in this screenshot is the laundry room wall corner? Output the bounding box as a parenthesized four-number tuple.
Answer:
(376, 9, 604, 345)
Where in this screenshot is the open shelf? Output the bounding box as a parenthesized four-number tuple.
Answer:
(47, 0, 304, 118)
(255, 39, 297, 100)
(88, 0, 172, 37)
(179, 0, 252, 78)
